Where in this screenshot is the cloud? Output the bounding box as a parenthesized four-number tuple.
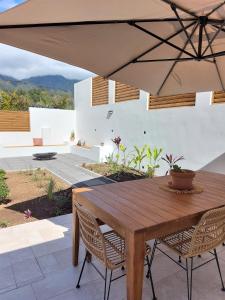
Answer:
(0, 43, 94, 80)
(0, 0, 94, 81)
(0, 0, 22, 12)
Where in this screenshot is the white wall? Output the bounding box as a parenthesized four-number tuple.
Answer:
(0, 107, 76, 146)
(74, 78, 225, 175)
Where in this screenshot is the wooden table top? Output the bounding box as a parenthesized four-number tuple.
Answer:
(73, 171, 225, 234)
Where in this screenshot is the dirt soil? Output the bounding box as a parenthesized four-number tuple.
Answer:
(0, 169, 71, 227)
(83, 163, 147, 182)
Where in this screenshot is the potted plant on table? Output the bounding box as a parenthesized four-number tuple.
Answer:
(162, 154, 195, 190)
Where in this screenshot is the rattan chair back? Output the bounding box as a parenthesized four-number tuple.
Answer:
(75, 203, 107, 264)
(188, 206, 225, 257)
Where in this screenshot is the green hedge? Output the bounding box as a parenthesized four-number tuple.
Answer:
(0, 169, 9, 203)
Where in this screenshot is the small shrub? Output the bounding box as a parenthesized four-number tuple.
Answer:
(0, 181, 9, 203)
(53, 207, 63, 216)
(0, 221, 8, 228)
(54, 195, 68, 208)
(0, 169, 6, 178)
(46, 178, 55, 200)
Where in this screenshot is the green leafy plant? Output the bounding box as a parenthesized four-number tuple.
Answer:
(132, 145, 147, 171)
(119, 144, 131, 168)
(46, 178, 55, 200)
(161, 154, 184, 174)
(0, 180, 9, 204)
(105, 152, 114, 165)
(146, 146, 163, 177)
(0, 169, 6, 180)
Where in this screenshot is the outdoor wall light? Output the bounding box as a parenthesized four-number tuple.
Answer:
(106, 110, 113, 119)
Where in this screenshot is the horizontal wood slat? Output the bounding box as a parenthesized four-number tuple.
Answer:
(0, 110, 30, 132)
(149, 93, 196, 109)
(115, 82, 139, 103)
(212, 91, 225, 104)
(92, 76, 109, 106)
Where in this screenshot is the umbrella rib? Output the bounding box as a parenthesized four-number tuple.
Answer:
(129, 23, 196, 59)
(203, 50, 225, 59)
(204, 26, 225, 90)
(0, 18, 197, 30)
(160, 0, 198, 18)
(212, 24, 225, 33)
(202, 20, 225, 56)
(170, 4, 198, 56)
(156, 21, 199, 95)
(137, 57, 195, 62)
(206, 1, 225, 17)
(105, 21, 195, 78)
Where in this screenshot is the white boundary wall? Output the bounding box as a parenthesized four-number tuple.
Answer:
(0, 107, 76, 147)
(74, 78, 225, 175)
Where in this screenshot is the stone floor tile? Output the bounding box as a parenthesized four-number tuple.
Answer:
(37, 253, 61, 275)
(0, 266, 16, 294)
(12, 257, 44, 287)
(0, 285, 36, 300)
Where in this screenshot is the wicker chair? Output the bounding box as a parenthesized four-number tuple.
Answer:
(75, 203, 156, 300)
(147, 206, 225, 300)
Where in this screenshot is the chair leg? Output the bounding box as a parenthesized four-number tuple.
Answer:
(148, 269, 157, 300)
(146, 240, 157, 279)
(178, 256, 182, 263)
(214, 249, 225, 291)
(185, 258, 193, 300)
(76, 253, 87, 288)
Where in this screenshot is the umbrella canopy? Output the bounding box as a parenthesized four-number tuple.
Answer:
(0, 0, 225, 95)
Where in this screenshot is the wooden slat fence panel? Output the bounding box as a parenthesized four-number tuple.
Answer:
(0, 110, 30, 131)
(115, 82, 139, 102)
(149, 93, 196, 109)
(92, 76, 109, 106)
(212, 91, 225, 104)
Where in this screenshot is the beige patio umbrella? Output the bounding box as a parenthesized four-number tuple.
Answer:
(0, 0, 225, 95)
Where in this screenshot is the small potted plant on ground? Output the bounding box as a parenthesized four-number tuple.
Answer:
(162, 154, 195, 190)
(70, 131, 75, 143)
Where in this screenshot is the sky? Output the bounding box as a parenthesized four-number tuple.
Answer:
(0, 0, 94, 80)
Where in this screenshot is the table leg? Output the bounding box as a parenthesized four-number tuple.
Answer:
(126, 231, 145, 300)
(72, 204, 80, 266)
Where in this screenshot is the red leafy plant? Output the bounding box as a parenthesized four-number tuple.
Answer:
(24, 209, 32, 219)
(161, 154, 184, 175)
(112, 136, 121, 149)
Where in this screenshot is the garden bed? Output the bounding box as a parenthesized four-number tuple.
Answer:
(83, 163, 147, 182)
(0, 169, 71, 228)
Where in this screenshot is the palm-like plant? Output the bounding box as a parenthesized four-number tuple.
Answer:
(146, 146, 163, 177)
(132, 145, 147, 171)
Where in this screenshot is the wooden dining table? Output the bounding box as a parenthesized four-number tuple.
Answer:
(72, 171, 225, 300)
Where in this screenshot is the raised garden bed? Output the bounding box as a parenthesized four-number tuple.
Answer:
(0, 169, 72, 228)
(83, 163, 147, 182)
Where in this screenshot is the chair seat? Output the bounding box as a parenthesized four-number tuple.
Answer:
(159, 227, 195, 258)
(103, 230, 151, 269)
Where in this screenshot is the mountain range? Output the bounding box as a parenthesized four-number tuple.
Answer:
(0, 74, 80, 93)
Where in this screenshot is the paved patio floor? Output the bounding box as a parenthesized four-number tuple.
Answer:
(0, 153, 112, 187)
(1, 155, 225, 299)
(0, 214, 225, 300)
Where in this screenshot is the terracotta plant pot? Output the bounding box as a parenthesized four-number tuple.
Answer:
(33, 138, 43, 146)
(170, 169, 195, 190)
